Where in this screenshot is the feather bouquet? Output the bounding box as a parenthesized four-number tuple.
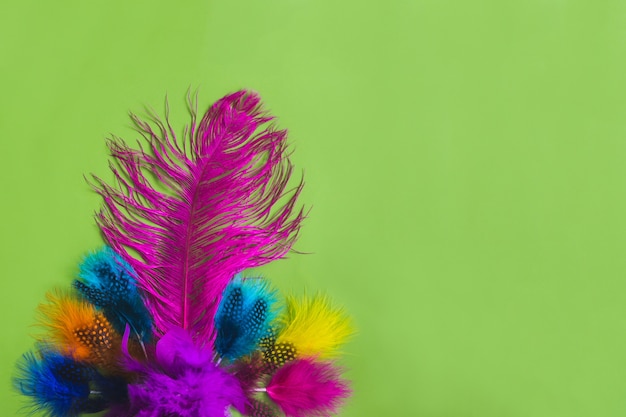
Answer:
(14, 90, 354, 417)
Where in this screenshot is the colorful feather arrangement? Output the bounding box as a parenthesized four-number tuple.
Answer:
(14, 90, 353, 417)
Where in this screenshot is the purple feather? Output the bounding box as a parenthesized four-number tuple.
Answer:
(266, 358, 351, 417)
(92, 90, 304, 343)
(126, 327, 245, 417)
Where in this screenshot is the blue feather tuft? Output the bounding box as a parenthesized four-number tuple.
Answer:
(14, 347, 128, 417)
(214, 275, 280, 361)
(73, 246, 153, 343)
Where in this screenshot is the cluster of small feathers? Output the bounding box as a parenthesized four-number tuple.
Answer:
(14, 91, 353, 417)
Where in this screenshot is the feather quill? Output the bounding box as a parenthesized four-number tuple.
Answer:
(73, 246, 153, 343)
(266, 358, 351, 417)
(92, 90, 304, 344)
(274, 294, 353, 359)
(214, 275, 280, 361)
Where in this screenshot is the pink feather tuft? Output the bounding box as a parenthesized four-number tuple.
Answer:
(266, 358, 351, 417)
(92, 90, 304, 344)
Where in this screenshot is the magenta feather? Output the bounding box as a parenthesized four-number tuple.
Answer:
(92, 90, 304, 344)
(266, 358, 351, 417)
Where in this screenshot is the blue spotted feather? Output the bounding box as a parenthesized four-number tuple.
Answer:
(214, 275, 280, 361)
(14, 347, 128, 417)
(73, 246, 153, 343)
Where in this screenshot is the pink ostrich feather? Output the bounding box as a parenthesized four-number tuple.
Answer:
(92, 90, 304, 345)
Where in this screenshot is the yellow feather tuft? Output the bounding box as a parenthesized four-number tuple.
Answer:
(37, 291, 121, 368)
(275, 293, 354, 358)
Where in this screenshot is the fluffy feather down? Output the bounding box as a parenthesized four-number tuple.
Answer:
(37, 292, 121, 369)
(275, 294, 353, 359)
(126, 327, 245, 417)
(14, 348, 128, 417)
(14, 349, 91, 417)
(266, 358, 351, 417)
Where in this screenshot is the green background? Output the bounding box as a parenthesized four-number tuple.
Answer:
(2, 1, 626, 416)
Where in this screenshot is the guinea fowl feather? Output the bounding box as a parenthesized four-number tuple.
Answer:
(36, 291, 121, 370)
(275, 294, 354, 359)
(73, 246, 153, 343)
(14, 347, 128, 417)
(214, 275, 280, 361)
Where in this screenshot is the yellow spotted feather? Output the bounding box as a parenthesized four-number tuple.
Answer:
(274, 293, 354, 359)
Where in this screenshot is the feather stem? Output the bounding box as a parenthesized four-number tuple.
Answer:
(180, 182, 201, 331)
(116, 310, 149, 359)
(134, 330, 148, 359)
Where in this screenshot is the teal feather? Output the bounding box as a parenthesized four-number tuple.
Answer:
(73, 246, 153, 343)
(214, 275, 280, 361)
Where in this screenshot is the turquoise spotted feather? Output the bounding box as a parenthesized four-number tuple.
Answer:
(214, 275, 280, 361)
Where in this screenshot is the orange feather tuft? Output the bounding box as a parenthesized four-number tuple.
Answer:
(37, 291, 121, 369)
